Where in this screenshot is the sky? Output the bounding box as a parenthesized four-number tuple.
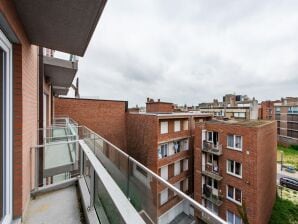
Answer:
(72, 0, 298, 107)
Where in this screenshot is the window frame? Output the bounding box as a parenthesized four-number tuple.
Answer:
(226, 185, 242, 205)
(160, 121, 168, 134)
(227, 160, 242, 179)
(227, 135, 243, 151)
(174, 120, 181, 132)
(226, 210, 242, 224)
(0, 29, 13, 224)
(160, 188, 169, 205)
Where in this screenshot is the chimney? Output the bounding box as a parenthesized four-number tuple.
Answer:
(147, 97, 150, 103)
(158, 99, 160, 102)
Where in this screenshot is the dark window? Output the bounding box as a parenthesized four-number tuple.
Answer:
(228, 185, 234, 198)
(214, 180, 218, 189)
(235, 188, 242, 203)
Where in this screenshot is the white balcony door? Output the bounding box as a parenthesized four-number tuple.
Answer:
(160, 166, 168, 180)
(0, 29, 13, 224)
(174, 161, 181, 176)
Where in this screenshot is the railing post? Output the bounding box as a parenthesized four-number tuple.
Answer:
(80, 148, 84, 177)
(35, 147, 39, 190)
(89, 166, 95, 209)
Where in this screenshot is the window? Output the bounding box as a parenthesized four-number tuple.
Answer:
(227, 210, 242, 224)
(183, 178, 189, 191)
(183, 159, 189, 171)
(226, 185, 242, 204)
(207, 153, 213, 164)
(207, 132, 213, 142)
(234, 112, 245, 118)
(160, 121, 168, 134)
(227, 135, 242, 151)
(207, 177, 212, 187)
(275, 107, 280, 113)
(174, 161, 181, 176)
(227, 160, 242, 178)
(158, 144, 168, 159)
(288, 106, 298, 114)
(160, 166, 168, 180)
(183, 120, 189, 130)
(160, 188, 168, 205)
(174, 120, 181, 132)
(173, 181, 180, 196)
(0, 30, 13, 223)
(227, 135, 234, 148)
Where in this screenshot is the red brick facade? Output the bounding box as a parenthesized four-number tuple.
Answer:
(194, 120, 276, 224)
(54, 97, 128, 150)
(1, 0, 39, 218)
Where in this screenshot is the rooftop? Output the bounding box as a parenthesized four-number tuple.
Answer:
(206, 119, 275, 127)
(130, 111, 213, 119)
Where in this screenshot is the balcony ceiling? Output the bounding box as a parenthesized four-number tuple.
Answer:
(13, 0, 107, 56)
(44, 56, 78, 87)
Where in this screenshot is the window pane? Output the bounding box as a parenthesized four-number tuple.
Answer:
(227, 211, 234, 224)
(207, 177, 212, 187)
(235, 162, 241, 176)
(208, 132, 212, 141)
(235, 188, 242, 203)
(207, 154, 212, 163)
(214, 180, 218, 189)
(227, 135, 234, 147)
(235, 136, 242, 149)
(228, 185, 234, 199)
(235, 215, 242, 224)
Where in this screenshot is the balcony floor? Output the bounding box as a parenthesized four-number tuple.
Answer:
(23, 186, 84, 224)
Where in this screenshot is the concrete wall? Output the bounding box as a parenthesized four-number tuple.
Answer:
(0, 0, 39, 218)
(54, 97, 128, 150)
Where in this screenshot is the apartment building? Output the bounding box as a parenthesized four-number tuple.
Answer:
(127, 98, 213, 224)
(274, 97, 298, 146)
(194, 119, 277, 224)
(258, 100, 281, 120)
(198, 94, 259, 120)
(0, 0, 107, 223)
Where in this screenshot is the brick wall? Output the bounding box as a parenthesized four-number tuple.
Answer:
(126, 113, 158, 171)
(54, 97, 128, 150)
(194, 121, 276, 224)
(0, 0, 39, 218)
(146, 102, 174, 113)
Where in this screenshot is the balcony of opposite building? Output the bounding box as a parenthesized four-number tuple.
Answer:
(26, 117, 226, 224)
(202, 185, 223, 207)
(202, 141, 223, 156)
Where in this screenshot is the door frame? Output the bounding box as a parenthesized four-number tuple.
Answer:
(0, 29, 13, 224)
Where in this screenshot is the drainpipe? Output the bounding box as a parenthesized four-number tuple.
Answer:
(38, 47, 44, 187)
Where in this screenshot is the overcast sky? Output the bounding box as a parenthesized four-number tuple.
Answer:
(74, 0, 298, 107)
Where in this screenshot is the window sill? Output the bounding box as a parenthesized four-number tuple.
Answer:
(227, 172, 242, 179)
(227, 146, 242, 152)
(226, 197, 242, 206)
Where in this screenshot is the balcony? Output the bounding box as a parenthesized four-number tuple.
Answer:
(202, 141, 223, 155)
(43, 51, 78, 96)
(202, 185, 223, 207)
(28, 117, 226, 224)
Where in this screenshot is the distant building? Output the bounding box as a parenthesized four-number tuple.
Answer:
(198, 94, 259, 120)
(127, 98, 213, 224)
(194, 119, 277, 224)
(274, 97, 298, 146)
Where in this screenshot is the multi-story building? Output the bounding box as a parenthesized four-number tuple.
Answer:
(259, 100, 281, 120)
(198, 94, 259, 120)
(194, 119, 277, 224)
(126, 98, 213, 224)
(274, 97, 298, 146)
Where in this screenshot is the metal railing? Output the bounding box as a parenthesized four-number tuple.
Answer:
(202, 141, 223, 155)
(31, 117, 227, 224)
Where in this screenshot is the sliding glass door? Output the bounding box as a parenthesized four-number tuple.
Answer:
(0, 29, 13, 224)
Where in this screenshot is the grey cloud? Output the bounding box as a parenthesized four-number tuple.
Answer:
(75, 0, 298, 107)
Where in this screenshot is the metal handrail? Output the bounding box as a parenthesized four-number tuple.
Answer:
(31, 122, 227, 224)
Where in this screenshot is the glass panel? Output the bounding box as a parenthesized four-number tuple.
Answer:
(228, 185, 234, 199)
(235, 136, 242, 149)
(227, 135, 234, 147)
(208, 132, 213, 141)
(235, 188, 242, 203)
(235, 214, 242, 224)
(94, 174, 125, 224)
(227, 210, 234, 224)
(0, 48, 3, 220)
(235, 162, 241, 176)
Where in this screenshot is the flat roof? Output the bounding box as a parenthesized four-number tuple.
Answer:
(206, 119, 275, 127)
(129, 111, 213, 119)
